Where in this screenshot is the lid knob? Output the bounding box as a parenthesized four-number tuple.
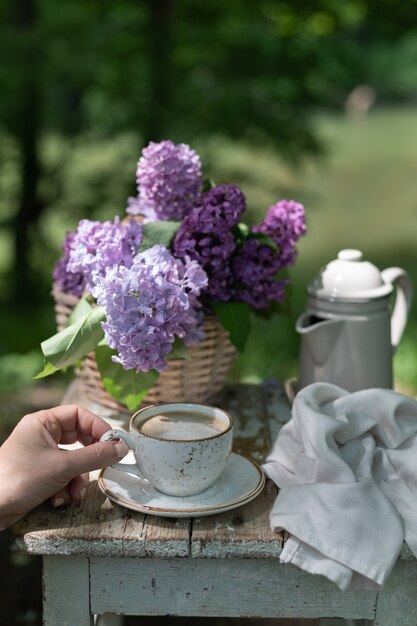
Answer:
(337, 249, 363, 262)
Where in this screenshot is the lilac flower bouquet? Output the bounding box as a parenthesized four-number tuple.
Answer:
(37, 140, 306, 409)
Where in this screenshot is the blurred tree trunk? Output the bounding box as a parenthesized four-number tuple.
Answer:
(11, 0, 43, 303)
(144, 0, 172, 144)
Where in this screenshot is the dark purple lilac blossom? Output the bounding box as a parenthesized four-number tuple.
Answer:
(231, 239, 287, 309)
(172, 184, 246, 301)
(253, 199, 306, 267)
(92, 245, 208, 373)
(53, 217, 143, 295)
(135, 140, 203, 220)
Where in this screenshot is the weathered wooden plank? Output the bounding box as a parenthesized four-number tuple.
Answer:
(190, 384, 281, 558)
(191, 480, 281, 558)
(11, 478, 193, 559)
(11, 480, 146, 557)
(90, 557, 377, 619)
(43, 555, 93, 626)
(219, 383, 271, 461)
(138, 515, 191, 558)
(262, 378, 292, 443)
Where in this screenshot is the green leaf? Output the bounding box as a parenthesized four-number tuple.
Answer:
(67, 296, 93, 326)
(36, 306, 106, 377)
(95, 344, 160, 411)
(233, 222, 250, 246)
(34, 361, 59, 379)
(166, 337, 190, 360)
(211, 301, 252, 353)
(254, 298, 292, 320)
(202, 177, 215, 192)
(235, 222, 250, 238)
(250, 231, 279, 251)
(139, 220, 181, 252)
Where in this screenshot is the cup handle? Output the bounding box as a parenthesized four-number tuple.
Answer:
(100, 429, 141, 476)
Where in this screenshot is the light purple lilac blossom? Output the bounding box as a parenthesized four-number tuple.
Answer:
(134, 140, 203, 220)
(172, 184, 246, 301)
(53, 231, 87, 297)
(55, 217, 143, 295)
(92, 245, 208, 373)
(253, 199, 306, 266)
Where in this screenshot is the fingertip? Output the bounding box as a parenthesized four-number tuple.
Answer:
(51, 497, 66, 508)
(63, 438, 130, 475)
(50, 487, 72, 508)
(114, 440, 129, 460)
(68, 474, 89, 501)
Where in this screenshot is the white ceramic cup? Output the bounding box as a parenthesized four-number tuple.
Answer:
(100, 402, 233, 497)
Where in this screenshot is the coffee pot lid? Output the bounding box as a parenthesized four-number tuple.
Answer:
(307, 249, 393, 301)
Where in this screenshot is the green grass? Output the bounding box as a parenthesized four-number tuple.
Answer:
(1, 106, 417, 393)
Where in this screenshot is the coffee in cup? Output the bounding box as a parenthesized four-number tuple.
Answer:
(101, 402, 233, 497)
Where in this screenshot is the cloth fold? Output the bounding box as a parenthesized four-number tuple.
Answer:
(262, 382, 417, 590)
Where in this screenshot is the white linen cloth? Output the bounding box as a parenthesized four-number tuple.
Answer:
(262, 382, 417, 591)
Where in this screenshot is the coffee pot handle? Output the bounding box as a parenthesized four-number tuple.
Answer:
(381, 267, 413, 350)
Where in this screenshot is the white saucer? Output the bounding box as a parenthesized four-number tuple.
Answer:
(98, 452, 265, 518)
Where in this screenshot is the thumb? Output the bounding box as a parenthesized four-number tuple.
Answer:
(62, 439, 129, 476)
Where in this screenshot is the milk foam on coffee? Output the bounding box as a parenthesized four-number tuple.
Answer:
(139, 411, 224, 440)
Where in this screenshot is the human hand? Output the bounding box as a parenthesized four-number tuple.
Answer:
(0, 405, 129, 530)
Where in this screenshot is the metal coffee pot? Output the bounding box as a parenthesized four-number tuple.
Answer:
(296, 249, 413, 392)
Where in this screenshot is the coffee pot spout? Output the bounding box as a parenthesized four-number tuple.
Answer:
(296, 313, 345, 367)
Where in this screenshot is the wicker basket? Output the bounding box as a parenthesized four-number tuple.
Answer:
(52, 286, 237, 414)
(53, 286, 83, 332)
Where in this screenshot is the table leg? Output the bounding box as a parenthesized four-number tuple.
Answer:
(43, 555, 93, 626)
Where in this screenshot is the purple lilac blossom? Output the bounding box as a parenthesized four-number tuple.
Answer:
(92, 245, 208, 373)
(53, 231, 86, 297)
(62, 217, 143, 293)
(172, 184, 246, 301)
(135, 140, 203, 220)
(231, 238, 287, 309)
(253, 199, 306, 266)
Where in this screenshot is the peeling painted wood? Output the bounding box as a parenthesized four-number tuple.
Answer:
(262, 379, 292, 443)
(43, 556, 93, 626)
(139, 515, 191, 558)
(217, 383, 271, 462)
(11, 481, 147, 557)
(191, 480, 281, 558)
(375, 560, 417, 625)
(90, 557, 377, 619)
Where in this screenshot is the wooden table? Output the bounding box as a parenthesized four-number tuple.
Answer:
(10, 380, 417, 626)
